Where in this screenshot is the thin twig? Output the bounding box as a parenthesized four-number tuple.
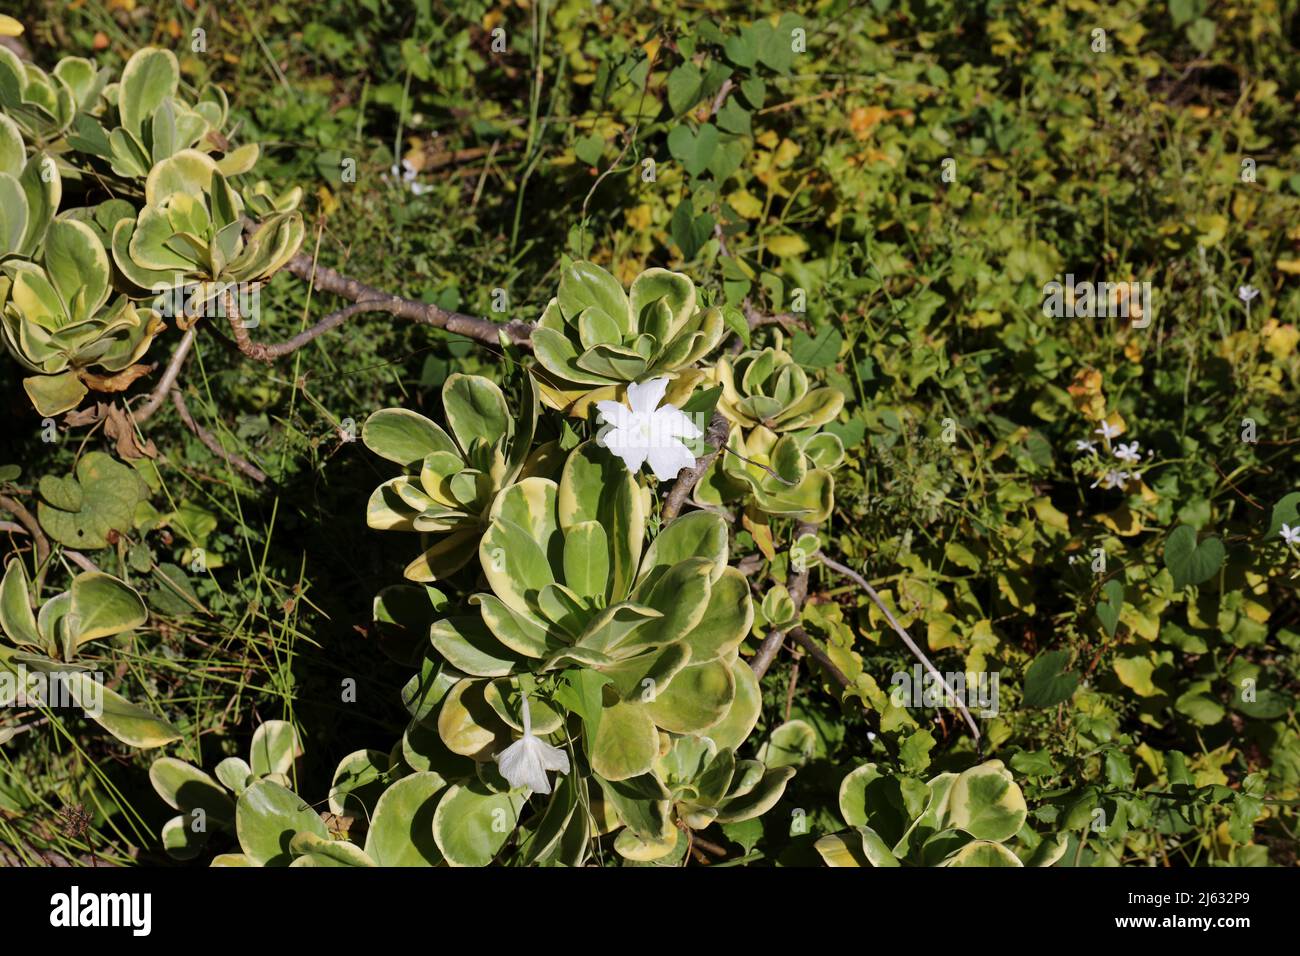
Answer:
(0, 494, 50, 572)
(132, 327, 196, 424)
(751, 522, 817, 679)
(170, 390, 268, 484)
(662, 412, 731, 522)
(816, 552, 981, 746)
(788, 626, 851, 689)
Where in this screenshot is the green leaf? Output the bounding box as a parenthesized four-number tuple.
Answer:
(591, 700, 658, 780)
(36, 451, 143, 550)
(1022, 650, 1079, 708)
(666, 63, 702, 115)
(431, 781, 526, 867)
(249, 720, 301, 778)
(364, 772, 448, 866)
(943, 761, 1027, 842)
(235, 779, 328, 866)
(149, 757, 235, 827)
(574, 132, 604, 166)
(63, 672, 182, 748)
(0, 558, 41, 649)
(1163, 525, 1224, 589)
(790, 327, 842, 368)
(1095, 579, 1123, 638)
(442, 373, 510, 452)
(69, 572, 147, 646)
(119, 47, 179, 138)
(362, 408, 457, 466)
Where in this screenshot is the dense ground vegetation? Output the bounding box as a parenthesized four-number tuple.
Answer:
(0, 0, 1297, 866)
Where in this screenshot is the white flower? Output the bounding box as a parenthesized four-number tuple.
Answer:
(1113, 441, 1141, 463)
(1075, 439, 1097, 454)
(494, 696, 570, 795)
(1238, 285, 1259, 303)
(1094, 420, 1120, 441)
(596, 377, 702, 481)
(1091, 470, 1130, 490)
(1281, 524, 1300, 546)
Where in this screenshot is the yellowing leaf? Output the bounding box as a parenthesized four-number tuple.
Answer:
(1097, 503, 1143, 536)
(773, 138, 801, 168)
(767, 234, 808, 258)
(1277, 258, 1300, 275)
(728, 189, 763, 219)
(1114, 656, 1158, 697)
(1195, 214, 1228, 246)
(0, 14, 23, 36)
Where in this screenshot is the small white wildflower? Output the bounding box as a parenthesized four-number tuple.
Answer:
(1113, 441, 1141, 463)
(1281, 524, 1300, 547)
(1238, 285, 1259, 303)
(1095, 420, 1120, 441)
(1075, 439, 1098, 454)
(494, 696, 570, 795)
(1091, 470, 1130, 490)
(596, 377, 702, 481)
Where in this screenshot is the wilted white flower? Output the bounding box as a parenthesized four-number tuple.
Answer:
(1113, 441, 1141, 463)
(1238, 285, 1260, 303)
(1075, 439, 1097, 454)
(1281, 524, 1300, 546)
(495, 696, 570, 795)
(596, 377, 702, 481)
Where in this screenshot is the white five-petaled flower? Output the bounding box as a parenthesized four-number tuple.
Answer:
(1238, 285, 1260, 303)
(1281, 524, 1300, 547)
(1075, 439, 1097, 454)
(1091, 470, 1130, 490)
(596, 377, 702, 481)
(494, 695, 570, 795)
(1094, 420, 1120, 441)
(1113, 441, 1141, 463)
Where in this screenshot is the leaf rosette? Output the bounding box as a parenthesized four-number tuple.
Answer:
(363, 372, 539, 581)
(531, 260, 722, 415)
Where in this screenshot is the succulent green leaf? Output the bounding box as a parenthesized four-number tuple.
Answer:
(63, 672, 182, 748)
(443, 373, 511, 452)
(362, 408, 458, 466)
(69, 571, 146, 646)
(431, 781, 526, 866)
(149, 757, 235, 827)
(364, 771, 448, 866)
(119, 47, 180, 139)
(235, 779, 328, 866)
(0, 558, 41, 649)
(943, 761, 1027, 843)
(249, 720, 302, 779)
(591, 700, 658, 780)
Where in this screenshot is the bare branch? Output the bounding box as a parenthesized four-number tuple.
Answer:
(744, 301, 808, 333)
(170, 390, 268, 484)
(281, 251, 532, 350)
(789, 626, 852, 689)
(817, 552, 981, 746)
(661, 412, 731, 523)
(132, 327, 196, 424)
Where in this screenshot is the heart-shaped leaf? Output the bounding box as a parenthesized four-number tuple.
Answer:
(1163, 524, 1224, 589)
